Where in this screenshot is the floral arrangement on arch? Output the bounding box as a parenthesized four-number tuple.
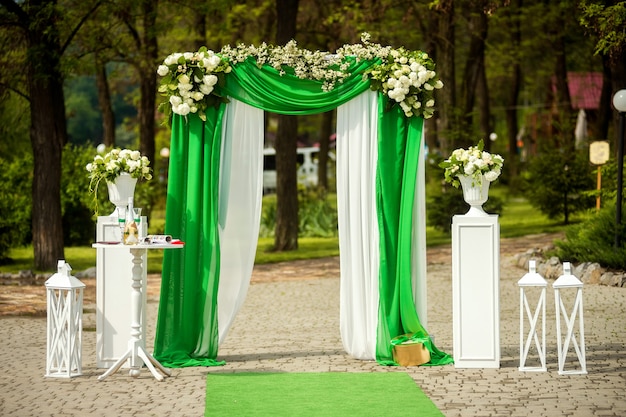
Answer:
(157, 47, 232, 121)
(157, 33, 443, 121)
(439, 140, 504, 188)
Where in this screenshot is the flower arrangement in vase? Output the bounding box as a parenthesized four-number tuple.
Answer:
(439, 140, 504, 216)
(439, 139, 504, 188)
(86, 148, 153, 215)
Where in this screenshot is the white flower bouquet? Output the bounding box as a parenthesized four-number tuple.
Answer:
(337, 33, 443, 118)
(439, 140, 504, 188)
(86, 148, 153, 190)
(157, 47, 232, 122)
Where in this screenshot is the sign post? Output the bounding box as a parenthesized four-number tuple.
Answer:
(589, 141, 610, 210)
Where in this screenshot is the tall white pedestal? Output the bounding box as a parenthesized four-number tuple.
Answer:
(452, 214, 500, 368)
(95, 215, 148, 368)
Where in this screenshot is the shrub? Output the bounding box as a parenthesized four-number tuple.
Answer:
(427, 185, 504, 233)
(259, 187, 338, 238)
(0, 155, 33, 262)
(553, 204, 626, 270)
(522, 149, 594, 224)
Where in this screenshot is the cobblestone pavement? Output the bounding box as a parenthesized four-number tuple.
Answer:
(0, 233, 625, 417)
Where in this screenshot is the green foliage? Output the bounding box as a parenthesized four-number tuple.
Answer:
(554, 205, 626, 270)
(427, 185, 504, 233)
(0, 91, 30, 158)
(579, 1, 626, 57)
(61, 145, 98, 245)
(0, 155, 33, 262)
(64, 76, 102, 145)
(522, 149, 595, 224)
(298, 187, 338, 238)
(259, 188, 338, 238)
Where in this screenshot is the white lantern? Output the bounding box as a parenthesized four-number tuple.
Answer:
(517, 260, 547, 372)
(45, 260, 86, 378)
(553, 262, 587, 375)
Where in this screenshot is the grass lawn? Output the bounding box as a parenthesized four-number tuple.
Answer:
(1, 193, 574, 275)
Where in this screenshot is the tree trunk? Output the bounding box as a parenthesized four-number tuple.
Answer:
(27, 0, 67, 270)
(137, 0, 158, 165)
(432, 0, 455, 154)
(591, 54, 612, 141)
(505, 0, 522, 179)
(193, 8, 206, 50)
(95, 54, 115, 147)
(273, 0, 299, 251)
(317, 110, 334, 191)
(609, 49, 626, 156)
(461, 3, 488, 147)
(477, 61, 491, 152)
(274, 114, 299, 250)
(552, 15, 574, 150)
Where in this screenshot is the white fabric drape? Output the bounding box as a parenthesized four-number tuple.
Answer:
(336, 90, 380, 360)
(217, 98, 264, 343)
(412, 135, 428, 328)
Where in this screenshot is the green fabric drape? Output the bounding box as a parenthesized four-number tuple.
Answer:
(154, 57, 451, 368)
(374, 95, 453, 366)
(222, 57, 374, 114)
(154, 108, 226, 367)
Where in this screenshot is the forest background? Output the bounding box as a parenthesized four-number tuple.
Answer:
(0, 0, 625, 271)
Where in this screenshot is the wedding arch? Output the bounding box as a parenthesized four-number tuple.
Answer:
(152, 36, 453, 368)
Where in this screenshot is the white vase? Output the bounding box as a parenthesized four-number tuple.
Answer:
(106, 173, 137, 215)
(458, 174, 490, 216)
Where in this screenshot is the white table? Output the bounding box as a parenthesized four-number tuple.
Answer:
(92, 242, 183, 381)
(96, 216, 148, 369)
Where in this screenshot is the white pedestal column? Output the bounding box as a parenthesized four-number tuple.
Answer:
(452, 214, 500, 368)
(95, 215, 148, 368)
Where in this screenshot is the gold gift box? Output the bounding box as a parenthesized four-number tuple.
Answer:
(392, 340, 431, 367)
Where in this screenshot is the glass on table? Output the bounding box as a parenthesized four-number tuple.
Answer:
(117, 206, 126, 243)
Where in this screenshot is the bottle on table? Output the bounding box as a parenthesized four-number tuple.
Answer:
(123, 197, 139, 245)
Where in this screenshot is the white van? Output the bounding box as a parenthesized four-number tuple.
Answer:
(262, 146, 335, 193)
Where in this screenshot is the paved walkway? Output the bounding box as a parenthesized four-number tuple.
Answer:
(0, 234, 624, 416)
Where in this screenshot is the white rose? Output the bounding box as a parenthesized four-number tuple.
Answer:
(130, 150, 141, 160)
(209, 55, 222, 68)
(183, 52, 194, 60)
(119, 149, 131, 159)
(426, 99, 435, 107)
(170, 95, 182, 106)
(164, 53, 181, 66)
(199, 84, 214, 95)
(192, 91, 204, 101)
(484, 170, 499, 182)
(434, 80, 444, 89)
(178, 81, 193, 92)
(203, 74, 218, 86)
(174, 102, 190, 116)
(157, 65, 169, 76)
